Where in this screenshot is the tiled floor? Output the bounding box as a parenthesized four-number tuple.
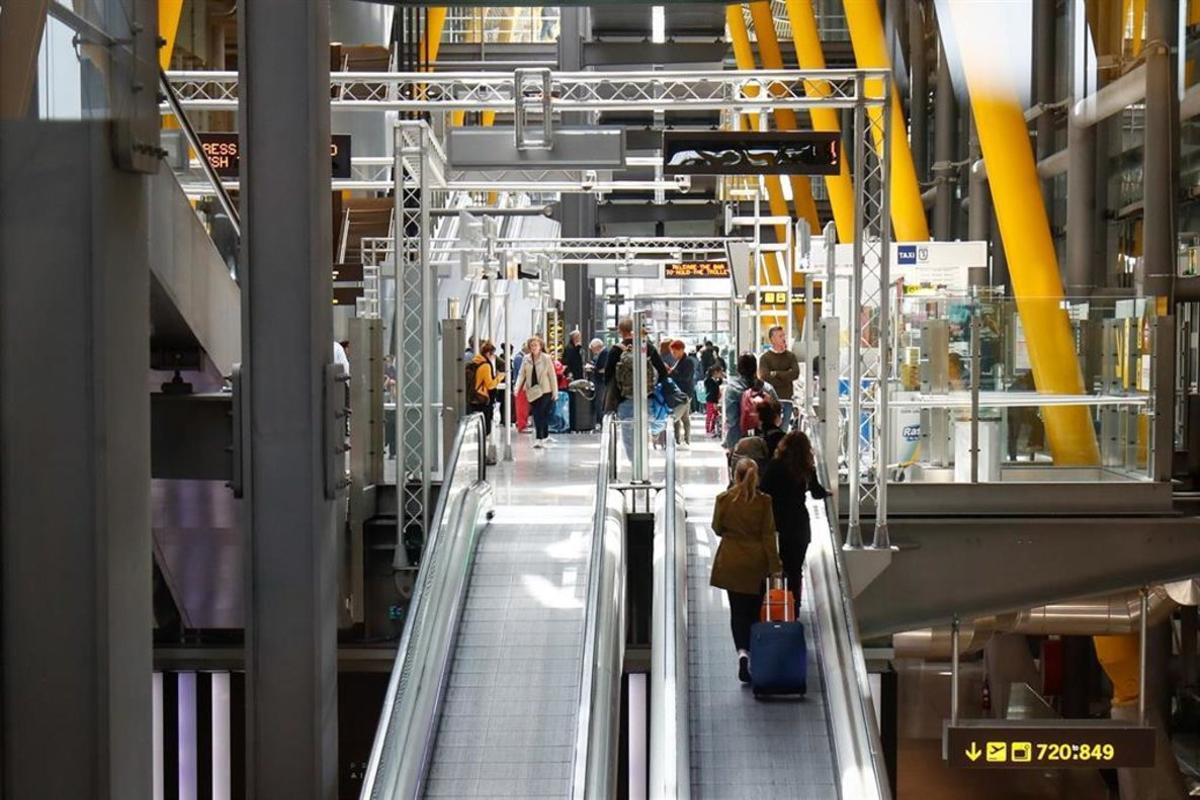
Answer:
(423, 432, 599, 798)
(680, 438, 838, 799)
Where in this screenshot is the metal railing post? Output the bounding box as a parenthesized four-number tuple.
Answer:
(970, 310, 981, 483)
(632, 311, 649, 482)
(503, 274, 513, 462)
(950, 615, 961, 726)
(1138, 585, 1149, 725)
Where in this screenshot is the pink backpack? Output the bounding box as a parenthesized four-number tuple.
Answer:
(739, 385, 768, 433)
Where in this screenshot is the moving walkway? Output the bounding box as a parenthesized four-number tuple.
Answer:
(360, 417, 624, 798)
(652, 425, 891, 799)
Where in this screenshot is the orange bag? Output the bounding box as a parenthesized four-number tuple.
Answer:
(760, 579, 796, 622)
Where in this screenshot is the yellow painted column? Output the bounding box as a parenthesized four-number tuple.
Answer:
(784, 0, 856, 243)
(158, 0, 185, 70)
(843, 0, 930, 241)
(747, 1, 820, 232)
(728, 5, 789, 336)
(948, 8, 1101, 466)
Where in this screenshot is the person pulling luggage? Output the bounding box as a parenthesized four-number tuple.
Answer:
(710, 458, 782, 683)
(759, 430, 829, 619)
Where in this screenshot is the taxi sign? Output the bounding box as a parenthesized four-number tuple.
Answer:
(945, 721, 1155, 769)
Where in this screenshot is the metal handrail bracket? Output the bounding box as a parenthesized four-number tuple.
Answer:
(805, 416, 893, 800)
(570, 414, 626, 799)
(359, 414, 491, 799)
(650, 433, 690, 798)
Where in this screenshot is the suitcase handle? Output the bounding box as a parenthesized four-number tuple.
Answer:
(763, 575, 792, 623)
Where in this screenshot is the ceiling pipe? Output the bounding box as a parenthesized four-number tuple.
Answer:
(893, 587, 1179, 660)
(969, 74, 1200, 184)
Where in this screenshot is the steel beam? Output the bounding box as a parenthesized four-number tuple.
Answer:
(1141, 0, 1178, 302)
(908, 0, 929, 182)
(932, 21, 956, 241)
(2, 119, 155, 800)
(853, 515, 1200, 639)
(238, 1, 338, 797)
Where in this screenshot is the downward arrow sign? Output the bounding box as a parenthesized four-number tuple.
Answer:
(965, 742, 982, 762)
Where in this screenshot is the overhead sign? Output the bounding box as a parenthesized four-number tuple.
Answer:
(198, 133, 352, 179)
(662, 131, 841, 176)
(945, 723, 1155, 769)
(665, 260, 731, 279)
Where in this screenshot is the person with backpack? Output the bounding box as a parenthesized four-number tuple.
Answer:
(723, 352, 778, 452)
(603, 317, 669, 462)
(466, 341, 505, 447)
(710, 457, 782, 683)
(514, 335, 559, 449)
(759, 430, 829, 619)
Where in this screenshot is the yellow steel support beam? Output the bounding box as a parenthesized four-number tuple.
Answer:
(947, 9, 1101, 466)
(843, 0, 930, 241)
(158, 0, 185, 70)
(784, 0, 856, 243)
(1131, 0, 1147, 56)
(728, 5, 789, 337)
(422, 7, 447, 66)
(0, 0, 49, 119)
(748, 1, 820, 233)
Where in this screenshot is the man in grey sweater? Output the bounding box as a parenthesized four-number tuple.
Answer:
(758, 325, 800, 430)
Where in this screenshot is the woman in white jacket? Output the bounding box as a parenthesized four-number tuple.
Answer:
(514, 335, 559, 448)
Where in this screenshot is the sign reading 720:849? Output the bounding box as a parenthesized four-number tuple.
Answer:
(945, 723, 1154, 769)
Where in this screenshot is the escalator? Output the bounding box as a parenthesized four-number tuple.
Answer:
(653, 423, 891, 799)
(361, 417, 624, 798)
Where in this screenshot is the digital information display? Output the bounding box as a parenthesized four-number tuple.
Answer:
(944, 723, 1155, 769)
(663, 131, 841, 176)
(198, 133, 352, 179)
(664, 261, 730, 279)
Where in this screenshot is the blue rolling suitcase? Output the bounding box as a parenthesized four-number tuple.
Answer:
(749, 578, 808, 698)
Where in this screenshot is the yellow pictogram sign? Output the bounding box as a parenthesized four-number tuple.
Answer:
(986, 742, 1007, 762)
(1011, 742, 1032, 763)
(964, 742, 981, 762)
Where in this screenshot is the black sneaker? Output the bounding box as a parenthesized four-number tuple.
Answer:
(738, 654, 751, 684)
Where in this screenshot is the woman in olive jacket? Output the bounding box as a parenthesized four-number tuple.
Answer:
(759, 430, 829, 619)
(710, 457, 782, 683)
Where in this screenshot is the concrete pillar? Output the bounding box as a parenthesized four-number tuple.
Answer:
(238, 1, 339, 797)
(1142, 0, 1179, 302)
(1, 120, 153, 800)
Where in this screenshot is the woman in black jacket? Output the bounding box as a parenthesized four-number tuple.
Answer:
(758, 430, 829, 618)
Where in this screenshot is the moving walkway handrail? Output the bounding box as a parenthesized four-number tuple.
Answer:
(650, 433, 690, 797)
(570, 413, 625, 799)
(359, 414, 491, 799)
(805, 415, 892, 800)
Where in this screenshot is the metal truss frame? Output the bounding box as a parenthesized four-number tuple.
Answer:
(371, 235, 739, 268)
(186, 65, 894, 542)
(844, 75, 892, 548)
(165, 68, 892, 114)
(392, 121, 443, 561)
